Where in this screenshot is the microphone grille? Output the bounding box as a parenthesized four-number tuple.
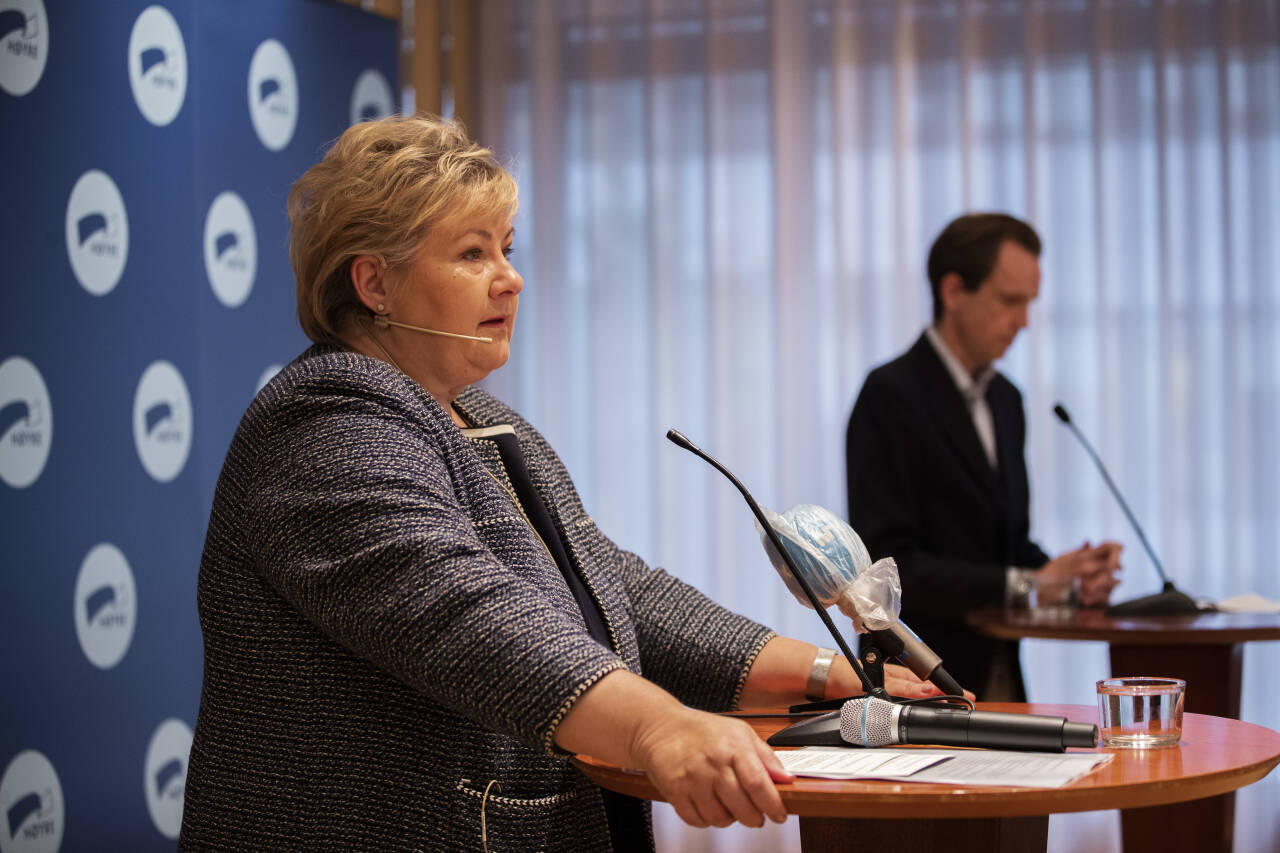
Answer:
(839, 697, 898, 747)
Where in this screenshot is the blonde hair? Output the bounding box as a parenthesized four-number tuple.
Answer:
(289, 115, 519, 344)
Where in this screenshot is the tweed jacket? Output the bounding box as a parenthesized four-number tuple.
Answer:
(845, 333, 1050, 698)
(179, 345, 775, 852)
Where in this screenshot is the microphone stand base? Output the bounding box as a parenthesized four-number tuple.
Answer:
(767, 711, 846, 747)
(788, 687, 890, 715)
(1105, 582, 1202, 616)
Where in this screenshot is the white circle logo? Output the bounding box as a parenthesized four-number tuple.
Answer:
(203, 192, 257, 308)
(247, 38, 297, 151)
(65, 169, 129, 297)
(0, 750, 63, 853)
(144, 719, 191, 840)
(127, 5, 187, 127)
(0, 0, 49, 97)
(255, 363, 282, 394)
(0, 356, 51, 490)
(349, 68, 393, 126)
(132, 360, 192, 483)
(73, 543, 136, 670)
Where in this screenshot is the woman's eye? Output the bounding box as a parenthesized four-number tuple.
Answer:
(461, 248, 482, 261)
(502, 246, 514, 259)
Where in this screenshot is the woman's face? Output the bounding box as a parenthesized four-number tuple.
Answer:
(385, 207, 522, 395)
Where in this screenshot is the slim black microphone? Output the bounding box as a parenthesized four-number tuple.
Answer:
(1052, 403, 1199, 615)
(665, 429, 882, 698)
(863, 621, 965, 699)
(840, 696, 1097, 752)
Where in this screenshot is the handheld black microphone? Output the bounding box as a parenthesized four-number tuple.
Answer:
(1052, 403, 1199, 615)
(837, 696, 1098, 752)
(665, 429, 882, 698)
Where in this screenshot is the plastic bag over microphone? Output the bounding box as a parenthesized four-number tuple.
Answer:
(755, 503, 901, 633)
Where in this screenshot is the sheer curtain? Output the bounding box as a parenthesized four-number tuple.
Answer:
(473, 2, 1280, 850)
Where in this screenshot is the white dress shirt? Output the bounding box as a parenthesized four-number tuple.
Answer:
(924, 325, 998, 469)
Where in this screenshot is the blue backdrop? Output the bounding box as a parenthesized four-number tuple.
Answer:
(0, 1, 395, 847)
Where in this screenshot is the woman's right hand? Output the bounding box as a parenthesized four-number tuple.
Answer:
(554, 669, 792, 829)
(630, 705, 792, 828)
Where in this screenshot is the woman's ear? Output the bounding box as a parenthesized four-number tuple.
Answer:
(350, 254, 389, 313)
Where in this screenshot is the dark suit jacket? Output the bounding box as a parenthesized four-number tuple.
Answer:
(180, 345, 774, 851)
(845, 333, 1049, 698)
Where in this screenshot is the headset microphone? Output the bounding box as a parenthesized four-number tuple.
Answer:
(373, 313, 494, 343)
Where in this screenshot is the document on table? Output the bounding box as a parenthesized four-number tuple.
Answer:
(776, 747, 1112, 788)
(776, 748, 950, 780)
(1215, 592, 1280, 613)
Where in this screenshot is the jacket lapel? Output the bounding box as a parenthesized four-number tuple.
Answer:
(990, 386, 1019, 505)
(906, 335, 1004, 505)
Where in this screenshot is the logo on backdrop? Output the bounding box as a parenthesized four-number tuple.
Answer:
(143, 719, 191, 840)
(255, 364, 282, 394)
(0, 0, 49, 97)
(132, 360, 191, 483)
(0, 750, 63, 853)
(0, 356, 51, 490)
(73, 543, 136, 670)
(65, 170, 129, 297)
(128, 4, 187, 127)
(349, 68, 393, 126)
(247, 38, 297, 151)
(203, 191, 257, 308)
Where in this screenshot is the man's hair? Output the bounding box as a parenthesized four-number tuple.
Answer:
(926, 213, 1041, 322)
(289, 115, 518, 345)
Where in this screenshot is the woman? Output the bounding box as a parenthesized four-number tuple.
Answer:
(179, 115, 941, 851)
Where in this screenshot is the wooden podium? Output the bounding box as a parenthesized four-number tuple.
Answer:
(966, 608, 1280, 850)
(573, 703, 1280, 853)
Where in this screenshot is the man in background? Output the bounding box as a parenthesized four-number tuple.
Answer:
(845, 213, 1121, 701)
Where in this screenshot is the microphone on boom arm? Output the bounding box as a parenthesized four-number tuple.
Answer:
(1052, 404, 1200, 615)
(664, 429, 882, 700)
(667, 427, 1099, 752)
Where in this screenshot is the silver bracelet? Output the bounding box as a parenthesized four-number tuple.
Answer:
(805, 647, 838, 701)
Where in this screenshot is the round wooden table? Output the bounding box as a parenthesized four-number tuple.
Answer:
(965, 609, 1280, 718)
(573, 703, 1280, 853)
(966, 608, 1280, 851)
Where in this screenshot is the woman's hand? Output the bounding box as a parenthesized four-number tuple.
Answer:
(881, 663, 976, 701)
(739, 636, 977, 706)
(881, 662, 942, 698)
(630, 706, 792, 828)
(829, 657, 975, 701)
(555, 670, 792, 829)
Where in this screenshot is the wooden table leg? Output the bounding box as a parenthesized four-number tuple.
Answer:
(1108, 642, 1243, 853)
(1117, 793, 1234, 853)
(1108, 642, 1242, 718)
(798, 815, 1048, 853)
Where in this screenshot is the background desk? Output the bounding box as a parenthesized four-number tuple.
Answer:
(966, 609, 1280, 850)
(573, 704, 1280, 853)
